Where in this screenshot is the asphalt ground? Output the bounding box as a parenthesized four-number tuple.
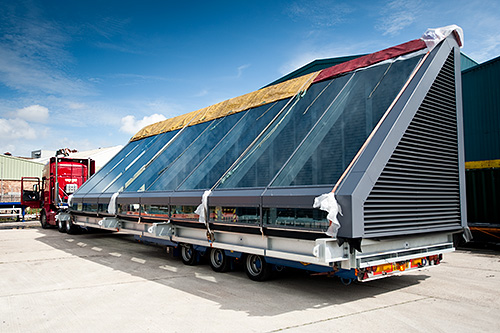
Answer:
(1, 224, 499, 332)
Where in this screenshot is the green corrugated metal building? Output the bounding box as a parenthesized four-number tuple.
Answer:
(462, 55, 500, 162)
(0, 154, 44, 180)
(461, 55, 500, 229)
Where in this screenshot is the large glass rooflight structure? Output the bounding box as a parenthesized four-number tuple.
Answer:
(72, 27, 468, 243)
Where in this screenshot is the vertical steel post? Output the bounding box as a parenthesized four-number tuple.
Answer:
(54, 156, 59, 208)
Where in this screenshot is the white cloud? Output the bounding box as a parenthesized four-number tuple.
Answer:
(67, 102, 86, 110)
(285, 1, 353, 27)
(236, 64, 250, 78)
(376, 0, 422, 36)
(120, 114, 167, 135)
(469, 33, 500, 63)
(0, 118, 37, 140)
(194, 89, 209, 97)
(0, 2, 93, 96)
(17, 105, 49, 123)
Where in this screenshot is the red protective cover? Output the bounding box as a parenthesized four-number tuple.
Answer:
(313, 39, 427, 83)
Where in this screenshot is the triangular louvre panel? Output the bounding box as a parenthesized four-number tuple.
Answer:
(364, 50, 462, 237)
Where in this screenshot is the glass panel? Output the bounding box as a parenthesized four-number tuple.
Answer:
(210, 206, 260, 225)
(118, 203, 140, 217)
(170, 205, 198, 220)
(83, 134, 160, 194)
(82, 203, 98, 212)
(76, 139, 143, 195)
(270, 55, 423, 187)
(98, 203, 109, 213)
(123, 121, 212, 192)
(178, 101, 286, 190)
(147, 112, 246, 191)
(263, 207, 328, 230)
(217, 75, 352, 188)
(98, 131, 180, 193)
(141, 204, 169, 219)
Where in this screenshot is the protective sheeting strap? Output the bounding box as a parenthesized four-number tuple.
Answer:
(313, 192, 342, 238)
(421, 25, 464, 51)
(107, 192, 119, 215)
(313, 39, 426, 83)
(194, 190, 212, 225)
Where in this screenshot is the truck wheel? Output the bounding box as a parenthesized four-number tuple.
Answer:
(57, 217, 66, 233)
(40, 211, 49, 229)
(209, 248, 230, 272)
(245, 254, 272, 281)
(180, 244, 197, 266)
(66, 219, 78, 234)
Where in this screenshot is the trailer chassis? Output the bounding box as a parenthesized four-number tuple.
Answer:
(69, 213, 454, 283)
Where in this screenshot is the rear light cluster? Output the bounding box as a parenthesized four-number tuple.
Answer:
(359, 254, 443, 281)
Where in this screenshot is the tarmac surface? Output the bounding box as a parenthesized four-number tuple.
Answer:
(1, 222, 499, 332)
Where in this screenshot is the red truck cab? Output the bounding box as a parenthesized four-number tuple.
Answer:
(22, 157, 95, 231)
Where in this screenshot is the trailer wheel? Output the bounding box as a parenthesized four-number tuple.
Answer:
(209, 248, 230, 272)
(245, 254, 272, 281)
(40, 211, 49, 229)
(57, 217, 66, 233)
(180, 244, 197, 266)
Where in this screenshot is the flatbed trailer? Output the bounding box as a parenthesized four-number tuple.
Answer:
(0, 202, 23, 221)
(68, 212, 453, 283)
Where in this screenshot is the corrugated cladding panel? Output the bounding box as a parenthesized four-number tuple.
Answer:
(466, 168, 500, 223)
(462, 55, 500, 162)
(0, 155, 44, 180)
(460, 53, 478, 71)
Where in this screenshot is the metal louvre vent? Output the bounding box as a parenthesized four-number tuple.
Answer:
(364, 51, 462, 237)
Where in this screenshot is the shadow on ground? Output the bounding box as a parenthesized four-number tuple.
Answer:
(33, 226, 429, 317)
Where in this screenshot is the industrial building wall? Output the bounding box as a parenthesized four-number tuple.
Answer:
(462, 55, 500, 225)
(0, 180, 23, 202)
(0, 154, 44, 203)
(0, 154, 44, 180)
(462, 55, 500, 162)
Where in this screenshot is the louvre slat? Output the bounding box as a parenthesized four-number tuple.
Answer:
(364, 206, 459, 214)
(365, 211, 461, 220)
(389, 156, 458, 169)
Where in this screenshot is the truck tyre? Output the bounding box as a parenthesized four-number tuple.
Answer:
(245, 254, 272, 281)
(40, 211, 49, 229)
(180, 244, 197, 266)
(57, 217, 66, 233)
(66, 218, 78, 234)
(209, 248, 230, 272)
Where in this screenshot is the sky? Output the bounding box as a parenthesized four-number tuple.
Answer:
(1, 0, 499, 157)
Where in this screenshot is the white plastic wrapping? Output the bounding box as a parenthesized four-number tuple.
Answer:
(421, 25, 464, 51)
(313, 192, 342, 238)
(194, 190, 212, 225)
(107, 192, 119, 215)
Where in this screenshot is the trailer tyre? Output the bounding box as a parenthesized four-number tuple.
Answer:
(57, 217, 66, 233)
(209, 248, 230, 272)
(180, 244, 197, 266)
(245, 254, 272, 281)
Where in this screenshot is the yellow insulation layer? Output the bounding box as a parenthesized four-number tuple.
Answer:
(131, 71, 320, 141)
